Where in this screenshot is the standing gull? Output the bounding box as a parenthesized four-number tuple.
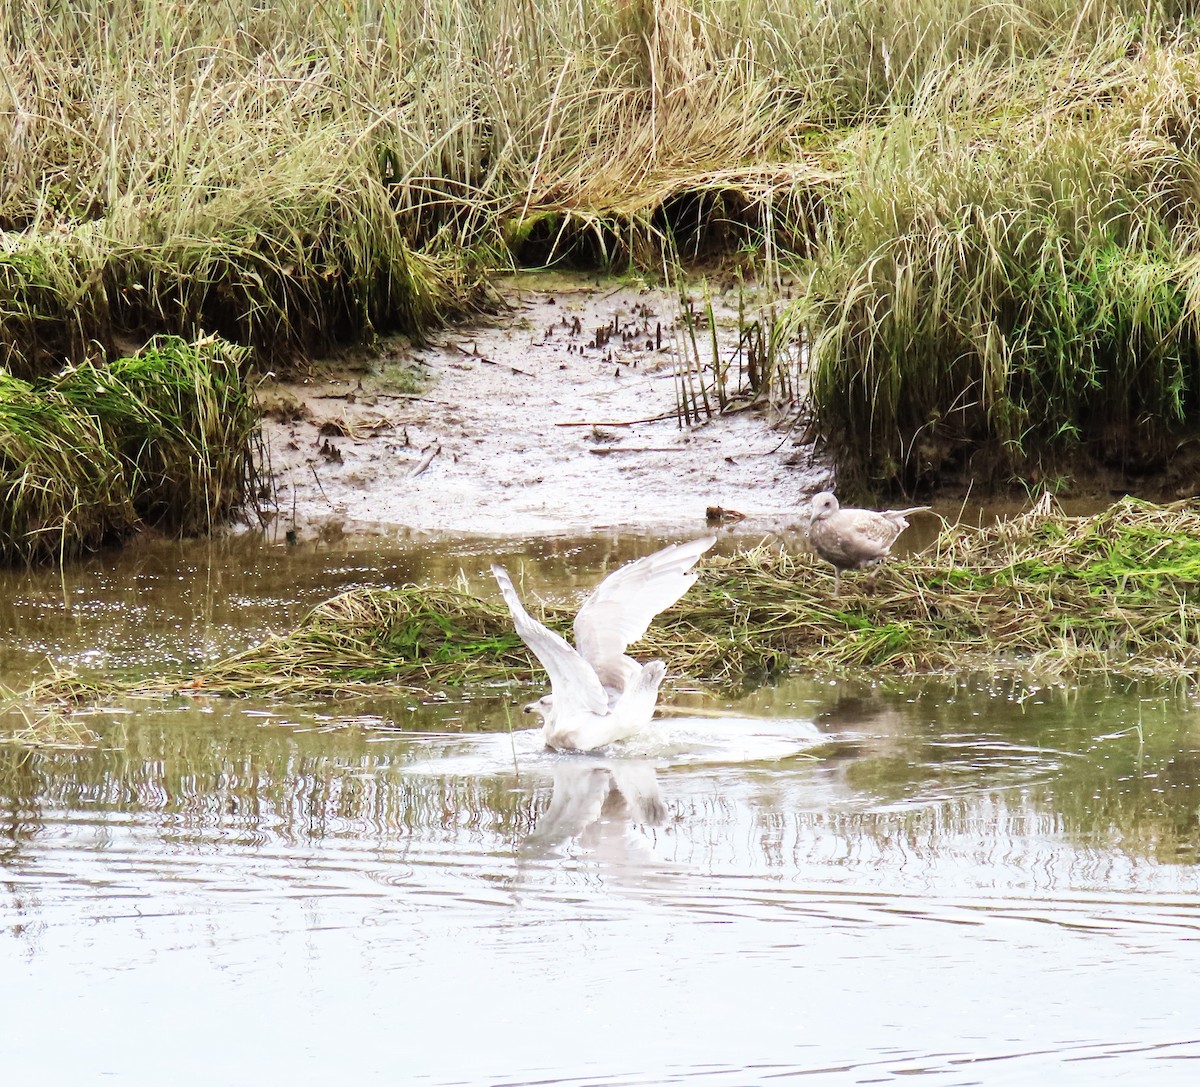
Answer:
(808, 491, 930, 593)
(491, 536, 716, 752)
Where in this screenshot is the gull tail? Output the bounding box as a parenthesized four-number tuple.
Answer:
(886, 505, 932, 523)
(609, 659, 667, 741)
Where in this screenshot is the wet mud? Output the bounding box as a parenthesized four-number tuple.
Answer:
(259, 272, 829, 540)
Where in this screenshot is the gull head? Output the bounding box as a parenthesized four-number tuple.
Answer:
(523, 694, 555, 722)
(809, 491, 840, 525)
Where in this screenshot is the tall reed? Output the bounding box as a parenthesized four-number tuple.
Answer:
(14, 0, 1119, 367)
(4, 0, 1198, 491)
(792, 24, 1200, 487)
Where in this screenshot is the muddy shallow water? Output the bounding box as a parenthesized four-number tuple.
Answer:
(3, 532, 1200, 1085)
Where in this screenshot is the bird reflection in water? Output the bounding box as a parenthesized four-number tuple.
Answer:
(521, 758, 666, 857)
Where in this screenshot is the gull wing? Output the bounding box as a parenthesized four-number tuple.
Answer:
(843, 509, 905, 552)
(811, 510, 895, 568)
(573, 537, 716, 690)
(524, 763, 614, 851)
(491, 565, 609, 716)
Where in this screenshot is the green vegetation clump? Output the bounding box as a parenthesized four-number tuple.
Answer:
(164, 498, 1200, 699)
(663, 497, 1200, 682)
(0, 336, 258, 561)
(794, 31, 1200, 487)
(0, 245, 104, 378)
(0, 372, 133, 560)
(197, 586, 532, 698)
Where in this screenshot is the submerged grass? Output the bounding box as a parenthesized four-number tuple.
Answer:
(0, 683, 97, 749)
(144, 498, 1200, 701)
(662, 497, 1200, 683)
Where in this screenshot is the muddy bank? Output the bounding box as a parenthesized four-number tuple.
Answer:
(260, 273, 828, 539)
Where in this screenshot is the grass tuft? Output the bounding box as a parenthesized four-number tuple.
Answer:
(790, 27, 1200, 487)
(193, 586, 535, 698)
(0, 335, 259, 561)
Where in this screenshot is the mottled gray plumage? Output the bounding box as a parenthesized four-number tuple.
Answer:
(808, 491, 930, 592)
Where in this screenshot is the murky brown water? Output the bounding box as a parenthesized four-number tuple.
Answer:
(3, 532, 1200, 1085)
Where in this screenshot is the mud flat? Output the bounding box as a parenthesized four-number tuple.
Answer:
(260, 274, 826, 539)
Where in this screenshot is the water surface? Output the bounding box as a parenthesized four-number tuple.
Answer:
(2, 532, 1199, 1085)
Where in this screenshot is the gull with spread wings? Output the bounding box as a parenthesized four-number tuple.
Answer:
(491, 537, 716, 752)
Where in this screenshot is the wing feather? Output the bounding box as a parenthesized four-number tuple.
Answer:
(574, 537, 716, 689)
(491, 565, 609, 716)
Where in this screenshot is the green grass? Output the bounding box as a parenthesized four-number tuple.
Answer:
(0, 335, 259, 561)
(790, 24, 1200, 488)
(5, 1, 1200, 495)
(2, 1, 1150, 338)
(0, 371, 133, 561)
(193, 586, 534, 698)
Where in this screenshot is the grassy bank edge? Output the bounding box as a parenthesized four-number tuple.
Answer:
(0, 334, 260, 562)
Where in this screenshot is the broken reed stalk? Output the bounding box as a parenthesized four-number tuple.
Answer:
(672, 288, 709, 426)
(23, 496, 1189, 705)
(672, 274, 795, 426)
